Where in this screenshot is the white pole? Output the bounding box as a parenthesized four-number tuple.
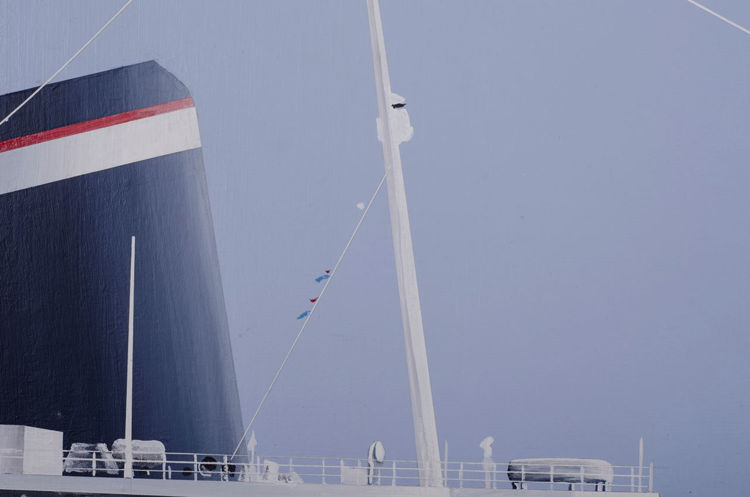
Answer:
(638, 437, 644, 492)
(248, 430, 257, 471)
(366, 0, 442, 487)
(443, 440, 448, 486)
(124, 235, 135, 479)
(648, 462, 654, 492)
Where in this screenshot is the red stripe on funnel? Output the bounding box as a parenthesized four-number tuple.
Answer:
(0, 97, 195, 153)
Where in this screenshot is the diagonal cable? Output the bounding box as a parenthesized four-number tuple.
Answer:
(0, 0, 133, 127)
(687, 0, 750, 37)
(231, 172, 388, 459)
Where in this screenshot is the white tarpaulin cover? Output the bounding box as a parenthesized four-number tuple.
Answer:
(507, 458, 614, 484)
(111, 439, 165, 468)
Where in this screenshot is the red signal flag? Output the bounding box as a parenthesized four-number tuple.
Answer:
(325, 269, 331, 274)
(309, 297, 318, 303)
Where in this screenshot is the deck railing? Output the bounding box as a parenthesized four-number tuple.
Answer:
(0, 450, 654, 493)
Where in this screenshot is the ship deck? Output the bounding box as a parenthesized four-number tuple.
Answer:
(0, 452, 658, 496)
(0, 474, 659, 497)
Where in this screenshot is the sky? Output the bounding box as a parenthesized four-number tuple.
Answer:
(2, 1, 750, 496)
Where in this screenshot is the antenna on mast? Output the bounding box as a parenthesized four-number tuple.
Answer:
(124, 235, 135, 479)
(366, 0, 442, 487)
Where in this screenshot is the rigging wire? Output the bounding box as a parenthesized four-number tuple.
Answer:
(0, 0, 133, 127)
(686, 0, 750, 37)
(231, 172, 389, 460)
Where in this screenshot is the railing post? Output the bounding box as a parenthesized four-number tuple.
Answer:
(550, 464, 554, 490)
(193, 454, 198, 481)
(223, 455, 229, 481)
(443, 440, 449, 487)
(322, 458, 326, 484)
(648, 462, 653, 492)
(638, 437, 644, 493)
(580, 465, 585, 492)
(391, 460, 396, 486)
(289, 457, 293, 476)
(91, 451, 96, 476)
(521, 464, 525, 487)
(459, 462, 463, 488)
(630, 466, 635, 492)
(162, 458, 166, 480)
(638, 463, 644, 492)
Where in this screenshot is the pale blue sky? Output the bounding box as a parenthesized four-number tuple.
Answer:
(2, 1, 750, 496)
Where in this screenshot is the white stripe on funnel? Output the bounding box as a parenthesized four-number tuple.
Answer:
(0, 106, 201, 196)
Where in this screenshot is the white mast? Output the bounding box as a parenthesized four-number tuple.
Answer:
(366, 0, 443, 487)
(124, 235, 135, 479)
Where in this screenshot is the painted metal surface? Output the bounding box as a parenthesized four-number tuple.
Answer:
(367, 0, 442, 487)
(0, 473, 661, 497)
(0, 102, 200, 195)
(0, 61, 242, 455)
